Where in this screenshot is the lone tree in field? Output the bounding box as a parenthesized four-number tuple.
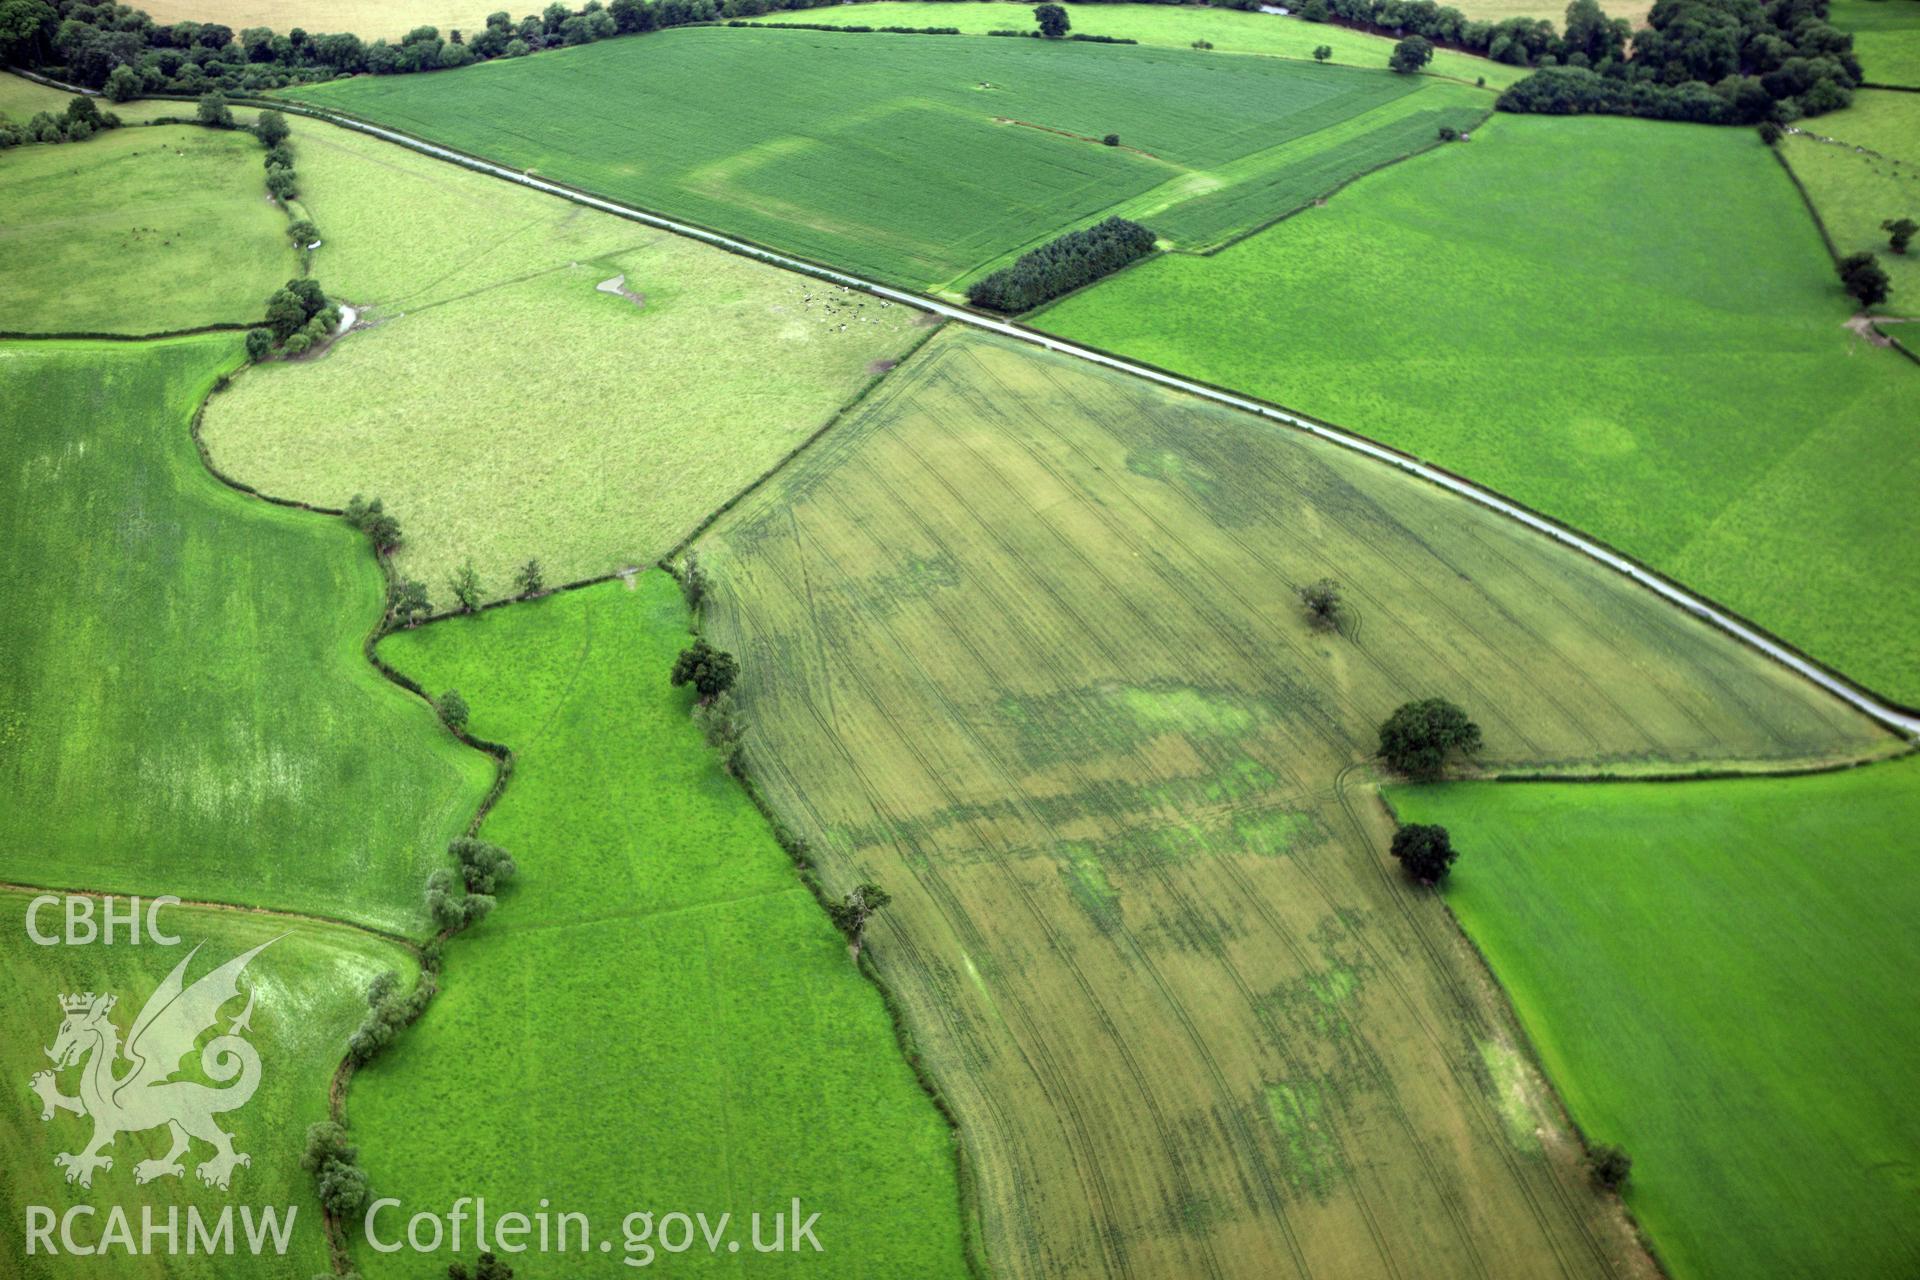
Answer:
(435, 689, 469, 732)
(828, 882, 892, 959)
(1884, 217, 1917, 255)
(1299, 577, 1343, 630)
(1313, 44, 1334, 62)
(513, 558, 544, 599)
(1389, 35, 1434, 73)
(450, 561, 483, 613)
(253, 108, 289, 148)
(1390, 822, 1457, 885)
(1838, 252, 1890, 308)
(1378, 698, 1481, 779)
(1103, 133, 1121, 146)
(1034, 3, 1069, 38)
(1589, 1142, 1632, 1191)
(671, 639, 739, 700)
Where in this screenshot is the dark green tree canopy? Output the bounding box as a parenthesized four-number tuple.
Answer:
(1377, 698, 1481, 779)
(671, 639, 739, 699)
(1390, 822, 1457, 884)
(1389, 35, 1434, 73)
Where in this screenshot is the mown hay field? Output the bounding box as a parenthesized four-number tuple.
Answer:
(692, 326, 1888, 1280)
(1782, 89, 1920, 311)
(1391, 759, 1920, 1280)
(284, 26, 1454, 289)
(0, 125, 295, 334)
(201, 116, 926, 592)
(744, 2, 1533, 86)
(0, 337, 490, 931)
(137, 0, 492, 39)
(1039, 114, 1920, 705)
(0, 892, 415, 1280)
(362, 576, 971, 1277)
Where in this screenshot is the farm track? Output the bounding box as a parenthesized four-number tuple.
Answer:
(235, 95, 1919, 740)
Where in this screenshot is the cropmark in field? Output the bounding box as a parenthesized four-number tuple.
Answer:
(200, 115, 927, 593)
(284, 26, 1486, 292)
(691, 326, 1891, 1280)
(1391, 757, 1920, 1280)
(1039, 113, 1920, 705)
(0, 337, 489, 932)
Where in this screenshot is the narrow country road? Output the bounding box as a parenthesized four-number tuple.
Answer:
(81, 82, 1920, 739)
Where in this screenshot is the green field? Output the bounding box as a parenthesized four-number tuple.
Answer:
(692, 326, 1888, 1279)
(1832, 0, 1920, 86)
(0, 125, 295, 334)
(1784, 90, 1920, 312)
(1390, 758, 1920, 1280)
(0, 70, 74, 122)
(745, 3, 1531, 87)
(357, 575, 971, 1277)
(200, 116, 926, 591)
(1039, 113, 1920, 704)
(0, 337, 490, 930)
(1, 893, 415, 1280)
(284, 26, 1475, 290)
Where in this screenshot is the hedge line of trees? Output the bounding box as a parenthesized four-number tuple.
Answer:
(967, 216, 1157, 313)
(1288, 0, 1627, 67)
(1497, 0, 1862, 123)
(0, 87, 120, 146)
(0, 0, 847, 94)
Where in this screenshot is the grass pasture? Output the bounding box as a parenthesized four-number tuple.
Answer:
(1390, 759, 1920, 1280)
(0, 337, 490, 931)
(284, 26, 1475, 289)
(0, 69, 75, 122)
(692, 327, 1887, 1280)
(744, 3, 1532, 86)
(1039, 113, 1920, 705)
(1783, 90, 1920, 311)
(1831, 0, 1920, 86)
(360, 575, 971, 1278)
(0, 125, 295, 334)
(199, 117, 926, 592)
(0, 892, 416, 1280)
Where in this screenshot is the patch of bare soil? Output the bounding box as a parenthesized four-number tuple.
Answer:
(596, 273, 646, 309)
